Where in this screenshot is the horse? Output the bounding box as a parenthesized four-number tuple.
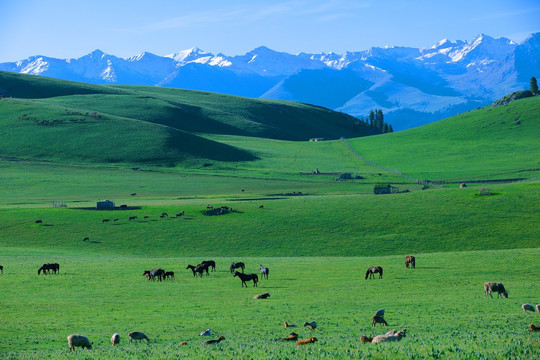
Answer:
(230, 262, 245, 274)
(187, 265, 204, 277)
(128, 216, 137, 221)
(405, 256, 416, 269)
(196, 262, 210, 276)
(201, 260, 216, 272)
(149, 268, 165, 282)
(163, 271, 175, 280)
(259, 265, 269, 279)
(365, 266, 383, 279)
(0, 265, 3, 274)
(102, 219, 110, 223)
(484, 282, 508, 298)
(38, 263, 59, 275)
(234, 271, 258, 287)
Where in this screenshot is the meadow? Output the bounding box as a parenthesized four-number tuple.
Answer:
(1, 73, 539, 358)
(1, 250, 539, 359)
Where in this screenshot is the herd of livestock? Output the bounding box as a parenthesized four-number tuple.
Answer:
(2, 253, 539, 352)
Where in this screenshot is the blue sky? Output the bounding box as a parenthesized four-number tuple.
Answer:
(0, 0, 539, 62)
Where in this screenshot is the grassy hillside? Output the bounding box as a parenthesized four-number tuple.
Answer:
(347, 96, 540, 182)
(0, 71, 369, 159)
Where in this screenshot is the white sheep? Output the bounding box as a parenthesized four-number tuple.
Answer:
(372, 330, 406, 343)
(67, 334, 92, 351)
(522, 304, 535, 312)
(111, 333, 120, 346)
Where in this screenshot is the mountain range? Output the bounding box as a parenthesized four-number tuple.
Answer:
(1, 33, 539, 130)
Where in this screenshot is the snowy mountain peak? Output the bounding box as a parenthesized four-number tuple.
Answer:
(165, 47, 211, 63)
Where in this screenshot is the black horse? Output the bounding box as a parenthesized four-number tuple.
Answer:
(187, 265, 204, 277)
(38, 263, 60, 275)
(365, 266, 383, 279)
(234, 271, 258, 287)
(201, 260, 216, 272)
(230, 262, 245, 274)
(0, 265, 3, 274)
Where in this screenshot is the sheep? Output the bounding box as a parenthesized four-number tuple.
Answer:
(278, 332, 299, 342)
(128, 331, 149, 343)
(67, 334, 92, 351)
(385, 328, 406, 336)
(522, 304, 535, 312)
(372, 314, 388, 326)
(529, 324, 540, 332)
(296, 336, 318, 346)
(284, 322, 297, 328)
(253, 292, 270, 299)
(203, 335, 225, 345)
(200, 329, 211, 336)
(372, 330, 406, 343)
(111, 333, 120, 346)
(304, 321, 317, 330)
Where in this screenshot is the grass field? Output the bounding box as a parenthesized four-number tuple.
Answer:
(1, 250, 539, 359)
(1, 72, 539, 358)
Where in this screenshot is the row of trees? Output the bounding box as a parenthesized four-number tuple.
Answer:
(355, 109, 393, 133)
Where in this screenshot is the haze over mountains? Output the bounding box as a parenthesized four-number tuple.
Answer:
(2, 33, 539, 130)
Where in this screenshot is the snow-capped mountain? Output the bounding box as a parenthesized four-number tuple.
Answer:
(1, 33, 538, 130)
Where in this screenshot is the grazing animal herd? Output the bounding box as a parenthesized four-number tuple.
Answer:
(3, 254, 538, 353)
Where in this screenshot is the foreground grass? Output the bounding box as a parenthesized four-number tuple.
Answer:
(0, 250, 539, 359)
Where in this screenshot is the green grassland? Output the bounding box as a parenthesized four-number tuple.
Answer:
(1, 251, 539, 359)
(1, 72, 539, 358)
(346, 97, 540, 182)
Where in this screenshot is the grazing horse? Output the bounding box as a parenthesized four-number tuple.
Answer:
(35, 220, 43, 224)
(187, 265, 204, 277)
(234, 271, 258, 287)
(38, 263, 59, 275)
(102, 219, 110, 223)
(201, 260, 216, 272)
(128, 216, 137, 221)
(259, 265, 269, 279)
(230, 262, 245, 274)
(365, 266, 383, 279)
(163, 271, 175, 280)
(484, 282, 508, 298)
(149, 268, 165, 282)
(0, 265, 3, 274)
(405, 256, 415, 269)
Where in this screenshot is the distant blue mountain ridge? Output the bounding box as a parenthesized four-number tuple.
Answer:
(1, 33, 538, 130)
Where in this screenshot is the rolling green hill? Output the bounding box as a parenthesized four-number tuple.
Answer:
(346, 96, 540, 182)
(0, 71, 372, 166)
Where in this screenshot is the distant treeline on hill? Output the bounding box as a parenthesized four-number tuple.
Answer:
(355, 109, 393, 134)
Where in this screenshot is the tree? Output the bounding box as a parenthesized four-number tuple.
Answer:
(382, 123, 389, 133)
(375, 109, 384, 130)
(530, 77, 538, 95)
(388, 124, 394, 133)
(368, 110, 375, 128)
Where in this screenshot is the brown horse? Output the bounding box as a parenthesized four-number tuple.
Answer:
(234, 271, 258, 287)
(365, 266, 383, 279)
(405, 256, 416, 269)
